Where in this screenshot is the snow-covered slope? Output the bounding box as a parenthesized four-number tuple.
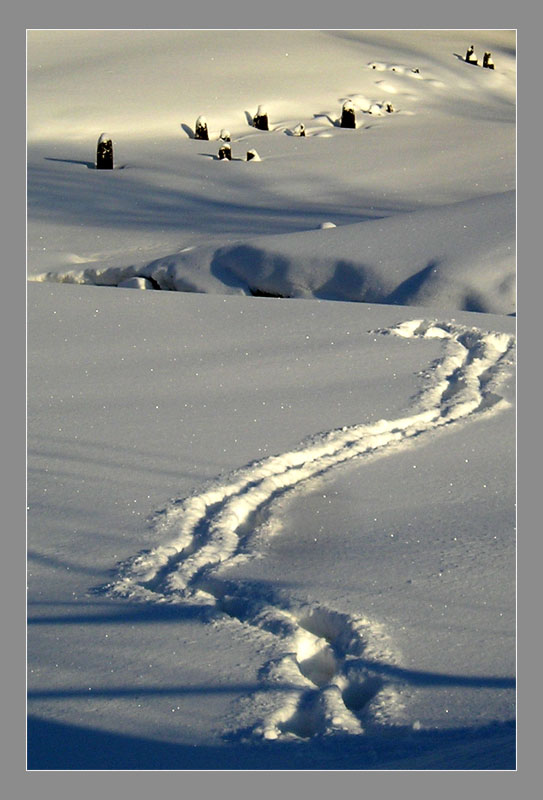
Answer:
(27, 285, 516, 770)
(27, 30, 516, 771)
(27, 29, 516, 314)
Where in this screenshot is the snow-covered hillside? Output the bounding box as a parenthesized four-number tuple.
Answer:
(27, 30, 516, 771)
(27, 29, 515, 314)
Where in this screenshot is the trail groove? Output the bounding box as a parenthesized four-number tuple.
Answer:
(103, 319, 515, 739)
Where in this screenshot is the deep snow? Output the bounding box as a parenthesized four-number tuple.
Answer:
(27, 29, 515, 314)
(27, 29, 516, 771)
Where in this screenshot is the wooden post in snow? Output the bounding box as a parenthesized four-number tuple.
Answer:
(340, 100, 356, 128)
(465, 45, 478, 65)
(194, 116, 209, 140)
(218, 143, 232, 160)
(96, 133, 113, 169)
(483, 52, 495, 69)
(252, 105, 269, 131)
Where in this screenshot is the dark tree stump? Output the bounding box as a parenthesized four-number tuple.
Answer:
(465, 45, 478, 65)
(219, 129, 231, 142)
(96, 134, 113, 169)
(483, 52, 495, 69)
(218, 144, 232, 160)
(340, 101, 356, 129)
(194, 116, 209, 140)
(253, 105, 269, 131)
(293, 123, 305, 137)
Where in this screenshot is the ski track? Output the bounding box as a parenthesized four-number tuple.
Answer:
(102, 319, 515, 741)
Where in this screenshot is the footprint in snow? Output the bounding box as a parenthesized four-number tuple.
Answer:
(101, 319, 515, 740)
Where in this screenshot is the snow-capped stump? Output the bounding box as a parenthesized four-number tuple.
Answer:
(340, 100, 356, 129)
(219, 129, 231, 142)
(252, 105, 269, 131)
(218, 143, 232, 160)
(194, 115, 209, 140)
(385, 102, 394, 113)
(117, 277, 155, 290)
(292, 123, 305, 137)
(246, 149, 261, 161)
(465, 45, 478, 65)
(483, 52, 495, 69)
(96, 133, 113, 169)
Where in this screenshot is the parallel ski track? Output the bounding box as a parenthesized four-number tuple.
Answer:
(103, 319, 515, 740)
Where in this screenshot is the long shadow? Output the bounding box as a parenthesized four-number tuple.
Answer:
(44, 157, 95, 169)
(313, 112, 339, 127)
(350, 657, 515, 690)
(44, 157, 128, 170)
(27, 681, 292, 700)
(27, 443, 195, 483)
(314, 259, 376, 302)
(27, 602, 210, 627)
(210, 244, 291, 292)
(29, 162, 386, 237)
(27, 714, 516, 770)
(385, 260, 439, 305)
(27, 429, 220, 484)
(27, 549, 105, 578)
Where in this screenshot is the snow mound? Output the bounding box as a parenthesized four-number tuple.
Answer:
(31, 193, 515, 314)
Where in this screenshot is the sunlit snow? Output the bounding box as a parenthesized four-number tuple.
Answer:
(27, 29, 516, 771)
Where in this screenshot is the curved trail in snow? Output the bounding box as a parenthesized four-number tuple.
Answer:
(103, 319, 515, 740)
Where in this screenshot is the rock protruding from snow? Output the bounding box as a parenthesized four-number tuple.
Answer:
(246, 149, 261, 162)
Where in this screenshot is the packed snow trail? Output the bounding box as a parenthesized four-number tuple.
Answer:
(103, 320, 515, 740)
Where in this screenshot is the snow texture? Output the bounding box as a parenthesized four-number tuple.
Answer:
(27, 29, 516, 771)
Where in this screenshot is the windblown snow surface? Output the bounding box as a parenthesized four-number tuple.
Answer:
(27, 29, 516, 771)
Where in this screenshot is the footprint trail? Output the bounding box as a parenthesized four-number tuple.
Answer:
(103, 319, 515, 740)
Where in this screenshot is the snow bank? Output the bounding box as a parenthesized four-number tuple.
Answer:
(34, 192, 514, 314)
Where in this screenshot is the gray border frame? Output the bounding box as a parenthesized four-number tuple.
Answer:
(14, 0, 533, 792)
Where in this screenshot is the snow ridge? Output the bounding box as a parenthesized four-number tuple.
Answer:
(103, 320, 514, 740)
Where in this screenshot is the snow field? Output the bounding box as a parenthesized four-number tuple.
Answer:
(102, 318, 514, 742)
(27, 29, 516, 769)
(28, 30, 515, 315)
